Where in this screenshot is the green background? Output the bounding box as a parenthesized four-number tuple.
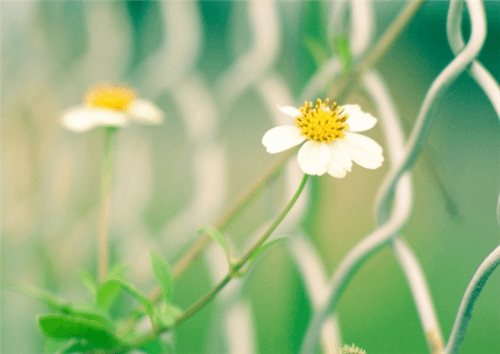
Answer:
(2, 1, 499, 353)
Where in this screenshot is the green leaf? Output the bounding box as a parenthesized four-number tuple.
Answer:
(43, 338, 78, 354)
(78, 269, 97, 297)
(99, 279, 160, 329)
(150, 251, 174, 302)
(107, 262, 128, 281)
(243, 237, 289, 274)
(96, 280, 122, 309)
(139, 337, 173, 354)
(304, 37, 329, 68)
(198, 226, 230, 263)
(65, 303, 114, 330)
(38, 314, 121, 350)
(44, 338, 96, 354)
(95, 263, 129, 310)
(60, 340, 96, 353)
(333, 35, 353, 77)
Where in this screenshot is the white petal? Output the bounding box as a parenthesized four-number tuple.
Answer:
(278, 105, 302, 118)
(329, 141, 353, 172)
(326, 161, 348, 178)
(341, 132, 384, 169)
(61, 106, 128, 133)
(262, 125, 306, 153)
(342, 104, 377, 132)
(297, 140, 330, 176)
(127, 99, 164, 125)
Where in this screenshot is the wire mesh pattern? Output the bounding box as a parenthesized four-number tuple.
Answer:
(1, 1, 499, 353)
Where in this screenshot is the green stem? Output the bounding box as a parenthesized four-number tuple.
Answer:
(121, 174, 309, 352)
(116, 149, 292, 338)
(171, 149, 293, 280)
(236, 173, 309, 268)
(98, 127, 117, 284)
(329, 0, 426, 104)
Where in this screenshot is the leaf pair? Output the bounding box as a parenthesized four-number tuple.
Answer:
(199, 226, 288, 276)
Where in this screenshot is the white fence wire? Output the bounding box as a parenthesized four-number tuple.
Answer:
(2, 1, 499, 353)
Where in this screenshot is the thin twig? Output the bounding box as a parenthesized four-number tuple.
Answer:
(111, 174, 309, 353)
(98, 128, 117, 283)
(117, 149, 293, 337)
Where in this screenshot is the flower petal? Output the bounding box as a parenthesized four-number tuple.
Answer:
(341, 132, 384, 169)
(127, 99, 164, 125)
(326, 161, 348, 178)
(297, 140, 330, 176)
(342, 104, 377, 132)
(278, 105, 302, 118)
(61, 106, 128, 133)
(329, 140, 353, 172)
(262, 125, 306, 153)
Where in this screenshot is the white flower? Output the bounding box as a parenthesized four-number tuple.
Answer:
(61, 84, 164, 133)
(262, 99, 383, 177)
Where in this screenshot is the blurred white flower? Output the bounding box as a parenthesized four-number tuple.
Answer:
(262, 99, 383, 177)
(61, 85, 164, 132)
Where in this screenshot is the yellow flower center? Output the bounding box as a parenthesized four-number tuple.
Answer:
(295, 98, 349, 143)
(86, 85, 136, 111)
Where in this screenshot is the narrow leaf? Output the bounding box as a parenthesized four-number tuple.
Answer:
(333, 35, 352, 77)
(78, 269, 97, 297)
(99, 279, 159, 329)
(107, 263, 128, 280)
(96, 280, 122, 309)
(38, 314, 121, 350)
(198, 226, 230, 263)
(150, 251, 174, 302)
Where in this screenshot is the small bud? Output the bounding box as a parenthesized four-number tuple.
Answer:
(340, 343, 367, 354)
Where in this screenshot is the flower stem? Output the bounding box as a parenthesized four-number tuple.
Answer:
(120, 174, 308, 352)
(329, 0, 426, 104)
(171, 149, 294, 280)
(117, 149, 293, 337)
(176, 173, 308, 327)
(237, 173, 309, 268)
(98, 127, 117, 284)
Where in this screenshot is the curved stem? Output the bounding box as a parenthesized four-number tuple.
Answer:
(174, 173, 308, 327)
(120, 174, 308, 352)
(98, 127, 117, 284)
(116, 149, 292, 338)
(328, 0, 426, 104)
(171, 149, 293, 279)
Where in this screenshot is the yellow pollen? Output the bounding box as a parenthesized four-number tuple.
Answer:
(295, 98, 349, 143)
(86, 85, 136, 111)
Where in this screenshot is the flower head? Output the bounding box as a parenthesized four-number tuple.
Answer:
(262, 99, 383, 177)
(61, 84, 164, 133)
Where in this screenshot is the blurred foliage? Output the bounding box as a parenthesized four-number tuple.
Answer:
(2, 1, 499, 354)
